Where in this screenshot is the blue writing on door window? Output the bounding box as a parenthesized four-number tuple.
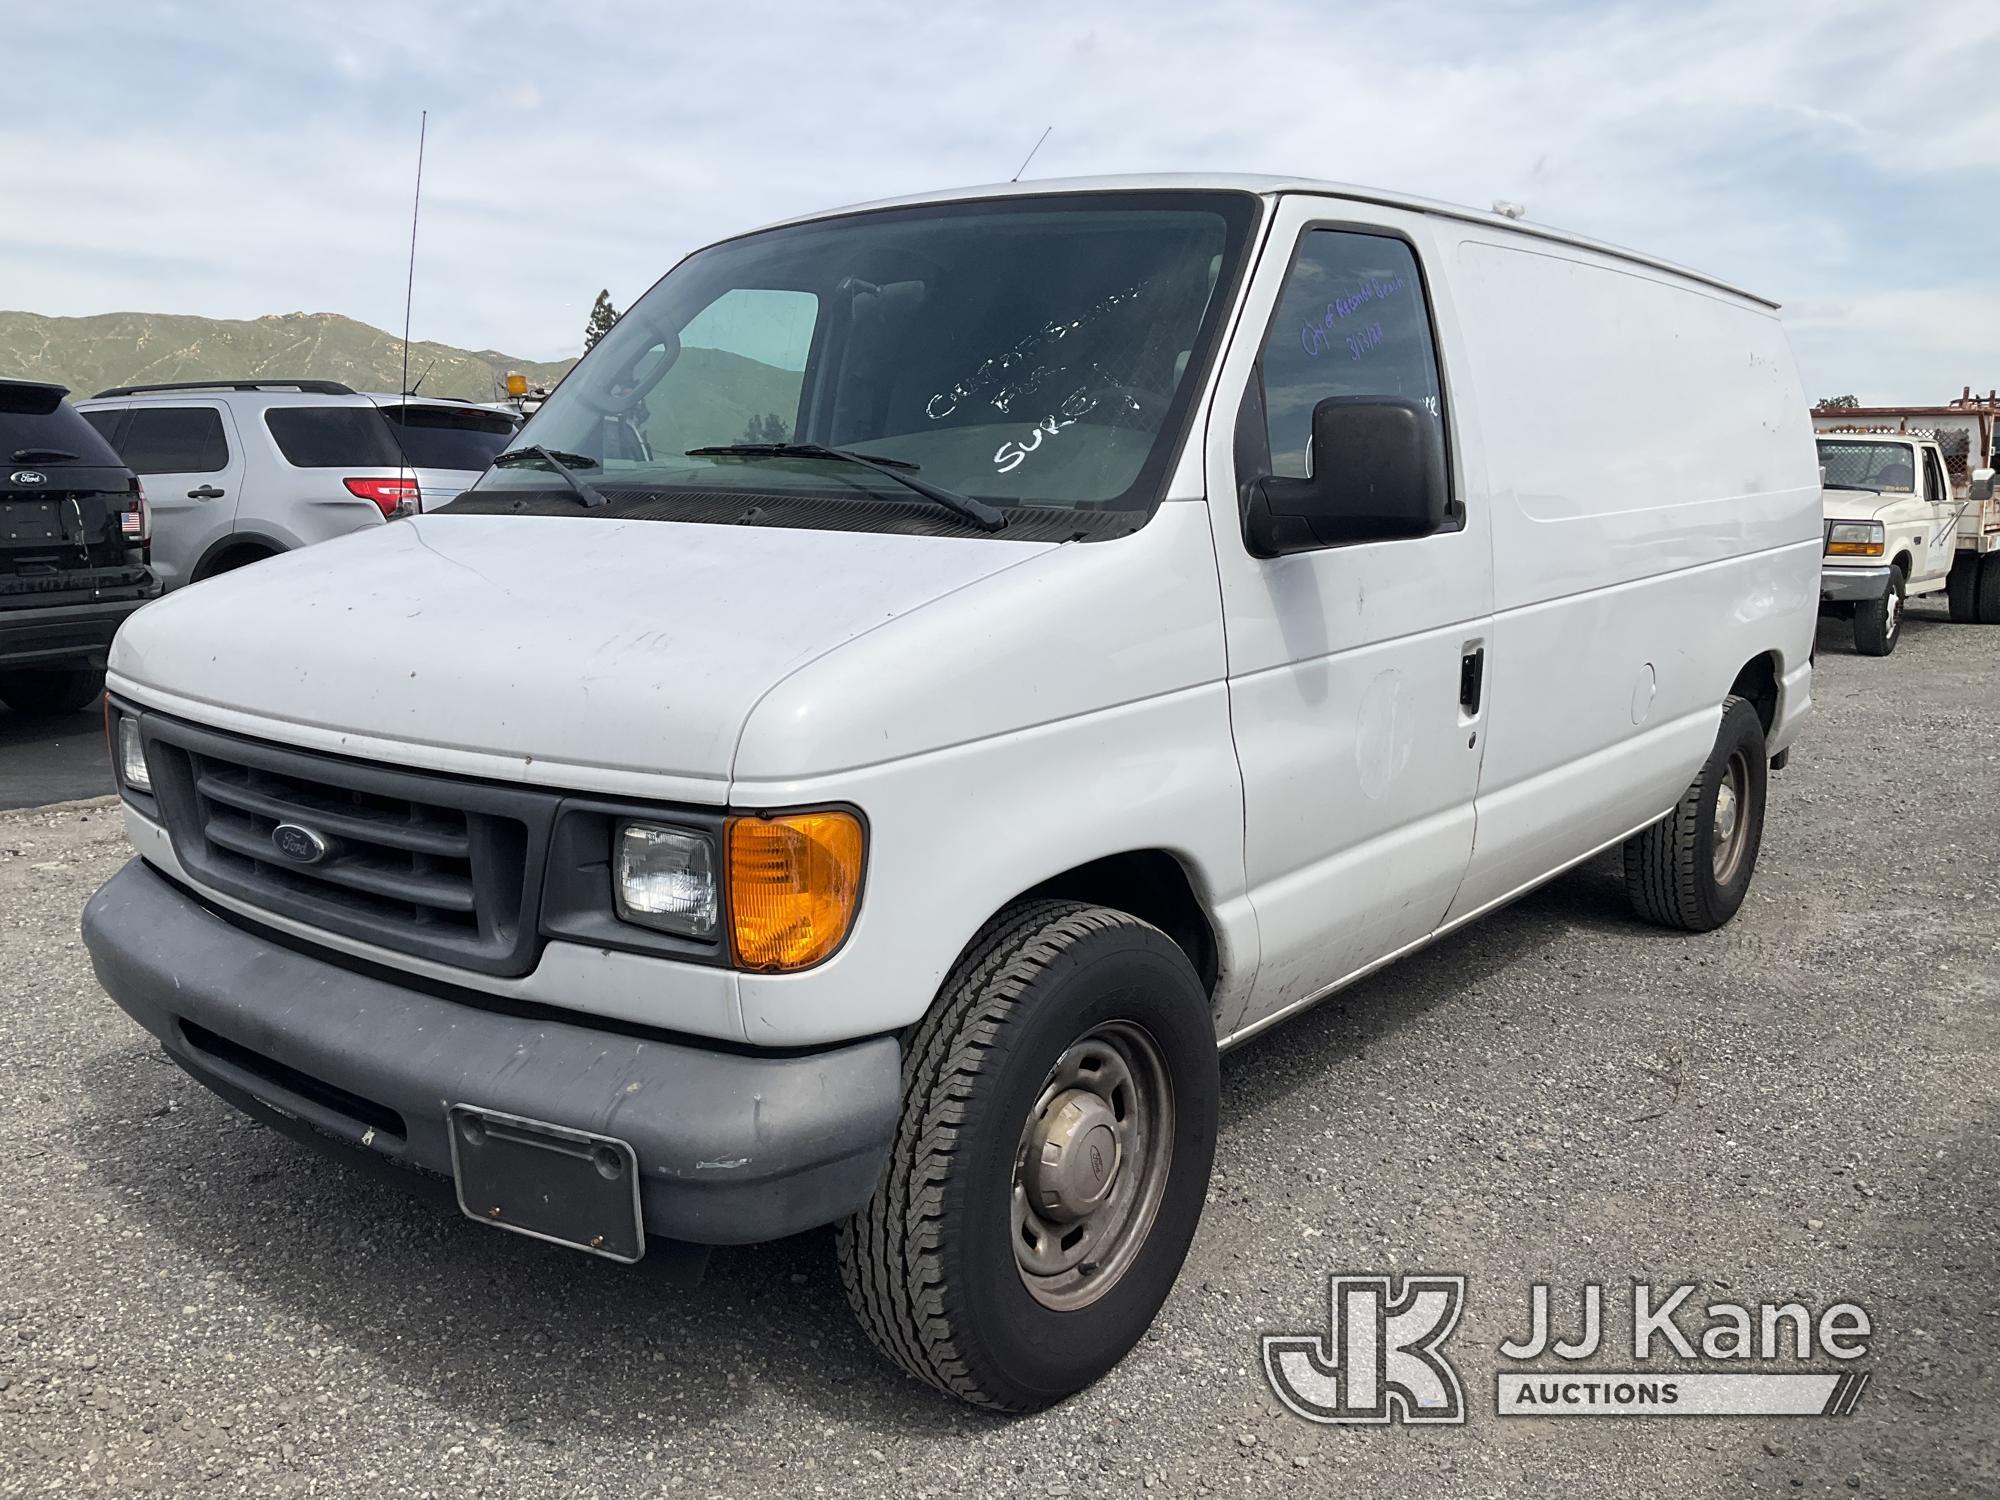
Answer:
(1299, 273, 1407, 357)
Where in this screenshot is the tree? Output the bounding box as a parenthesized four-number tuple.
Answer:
(1818, 394, 1860, 410)
(584, 290, 620, 352)
(738, 412, 791, 443)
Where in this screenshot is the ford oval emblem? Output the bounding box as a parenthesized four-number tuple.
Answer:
(9, 470, 48, 486)
(270, 822, 332, 865)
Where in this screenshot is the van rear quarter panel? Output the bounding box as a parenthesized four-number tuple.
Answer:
(1443, 231, 1820, 919)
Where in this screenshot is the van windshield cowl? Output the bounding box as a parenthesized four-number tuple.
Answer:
(452, 191, 1259, 536)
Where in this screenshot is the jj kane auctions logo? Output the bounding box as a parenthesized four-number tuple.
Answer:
(1263, 1276, 1873, 1424)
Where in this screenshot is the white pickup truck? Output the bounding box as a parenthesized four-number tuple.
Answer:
(1814, 396, 2000, 653)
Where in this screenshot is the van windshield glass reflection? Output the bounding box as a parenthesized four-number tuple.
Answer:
(474, 194, 1255, 516)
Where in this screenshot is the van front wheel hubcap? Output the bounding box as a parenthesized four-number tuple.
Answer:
(1011, 1021, 1173, 1311)
(1711, 750, 1751, 883)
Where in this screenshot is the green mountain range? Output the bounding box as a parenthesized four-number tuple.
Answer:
(0, 309, 576, 402)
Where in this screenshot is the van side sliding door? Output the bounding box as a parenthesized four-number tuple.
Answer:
(1202, 198, 1495, 1037)
(1438, 230, 1818, 926)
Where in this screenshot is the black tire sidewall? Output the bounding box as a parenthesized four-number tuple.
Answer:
(943, 925, 1218, 1409)
(1690, 699, 1768, 926)
(1856, 571, 1903, 654)
(1948, 557, 1978, 623)
(1979, 554, 2000, 625)
(0, 666, 103, 715)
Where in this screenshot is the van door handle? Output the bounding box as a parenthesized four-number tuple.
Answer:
(1459, 643, 1485, 715)
(188, 485, 225, 500)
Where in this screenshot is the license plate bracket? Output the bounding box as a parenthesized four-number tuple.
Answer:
(447, 1106, 645, 1263)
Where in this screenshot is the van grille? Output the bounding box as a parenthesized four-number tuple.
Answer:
(142, 715, 556, 976)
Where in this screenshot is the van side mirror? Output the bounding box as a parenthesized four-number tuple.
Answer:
(1974, 468, 1995, 505)
(1244, 397, 1448, 557)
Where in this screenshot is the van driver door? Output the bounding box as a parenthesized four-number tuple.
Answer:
(1202, 197, 1494, 1037)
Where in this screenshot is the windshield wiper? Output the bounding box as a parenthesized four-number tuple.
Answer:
(1822, 482, 1876, 491)
(686, 442, 1007, 532)
(491, 445, 607, 508)
(11, 447, 79, 463)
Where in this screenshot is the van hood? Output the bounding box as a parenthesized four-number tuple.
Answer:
(109, 514, 1056, 787)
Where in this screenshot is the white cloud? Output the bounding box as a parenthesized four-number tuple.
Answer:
(2, 0, 1995, 401)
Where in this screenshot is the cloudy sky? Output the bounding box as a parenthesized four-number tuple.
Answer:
(5, 0, 1995, 402)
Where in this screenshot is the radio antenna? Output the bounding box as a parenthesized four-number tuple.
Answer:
(1011, 125, 1052, 183)
(399, 110, 428, 399)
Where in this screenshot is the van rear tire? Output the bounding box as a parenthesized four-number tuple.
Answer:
(1623, 695, 1767, 932)
(837, 900, 1217, 1411)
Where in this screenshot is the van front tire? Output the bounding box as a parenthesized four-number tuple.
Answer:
(1623, 695, 1767, 932)
(837, 900, 1218, 1411)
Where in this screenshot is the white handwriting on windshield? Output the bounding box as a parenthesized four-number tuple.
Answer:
(928, 281, 1149, 421)
(994, 418, 1072, 474)
(993, 391, 1098, 474)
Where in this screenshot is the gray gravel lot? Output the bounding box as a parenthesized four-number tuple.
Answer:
(2, 601, 1996, 1499)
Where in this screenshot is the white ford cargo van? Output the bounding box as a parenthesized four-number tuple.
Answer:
(82, 176, 1821, 1411)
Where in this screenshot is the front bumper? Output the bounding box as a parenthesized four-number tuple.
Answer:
(81, 857, 901, 1247)
(1820, 564, 1892, 604)
(0, 591, 156, 669)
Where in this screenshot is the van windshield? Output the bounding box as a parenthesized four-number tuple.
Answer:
(469, 192, 1258, 529)
(1817, 439, 1915, 493)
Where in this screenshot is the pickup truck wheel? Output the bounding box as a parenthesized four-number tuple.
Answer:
(0, 666, 106, 716)
(1851, 568, 1903, 655)
(1623, 694, 1767, 932)
(1978, 554, 2000, 625)
(1947, 555, 1980, 623)
(837, 899, 1217, 1411)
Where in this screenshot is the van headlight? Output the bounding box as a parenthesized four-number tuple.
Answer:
(613, 822, 718, 938)
(609, 808, 866, 969)
(1826, 521, 1884, 557)
(116, 716, 151, 793)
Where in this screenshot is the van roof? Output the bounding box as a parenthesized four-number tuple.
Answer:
(756, 173, 1779, 311)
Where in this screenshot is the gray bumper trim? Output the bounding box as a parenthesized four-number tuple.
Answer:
(0, 593, 153, 668)
(82, 858, 900, 1246)
(1820, 565, 1892, 603)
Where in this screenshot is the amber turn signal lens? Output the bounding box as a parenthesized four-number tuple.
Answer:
(725, 810, 864, 972)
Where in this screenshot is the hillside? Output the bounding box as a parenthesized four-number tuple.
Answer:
(0, 310, 575, 403)
(640, 346, 804, 455)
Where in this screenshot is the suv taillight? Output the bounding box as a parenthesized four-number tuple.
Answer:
(122, 478, 150, 543)
(344, 476, 422, 519)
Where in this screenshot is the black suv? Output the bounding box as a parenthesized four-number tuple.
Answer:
(1, 379, 161, 714)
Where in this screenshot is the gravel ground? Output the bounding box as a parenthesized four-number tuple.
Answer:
(2, 600, 1996, 1499)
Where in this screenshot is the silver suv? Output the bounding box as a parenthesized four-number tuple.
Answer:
(74, 382, 517, 589)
